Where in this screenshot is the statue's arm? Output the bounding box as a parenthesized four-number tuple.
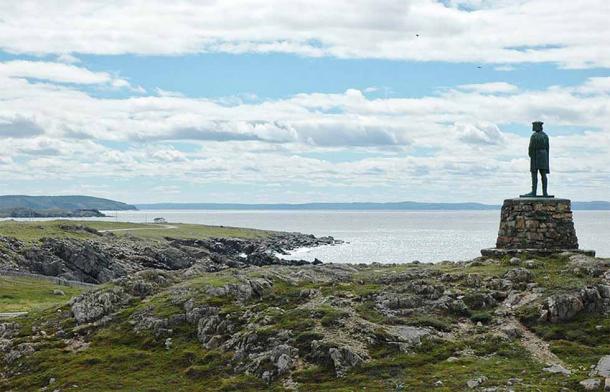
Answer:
(528, 135, 535, 157)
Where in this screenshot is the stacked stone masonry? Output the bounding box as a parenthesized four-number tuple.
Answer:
(496, 198, 578, 250)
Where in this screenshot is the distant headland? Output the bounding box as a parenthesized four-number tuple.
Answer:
(0, 195, 137, 218)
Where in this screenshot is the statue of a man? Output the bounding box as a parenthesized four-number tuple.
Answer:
(521, 121, 551, 197)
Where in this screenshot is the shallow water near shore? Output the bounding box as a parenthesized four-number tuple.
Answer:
(93, 210, 610, 263)
(7, 210, 610, 263)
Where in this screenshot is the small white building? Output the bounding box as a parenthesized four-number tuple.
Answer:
(153, 217, 167, 224)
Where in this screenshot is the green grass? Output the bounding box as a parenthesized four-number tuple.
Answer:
(0, 276, 85, 313)
(2, 308, 269, 392)
(0, 220, 272, 242)
(292, 336, 580, 391)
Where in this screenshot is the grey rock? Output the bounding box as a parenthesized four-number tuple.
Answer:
(595, 356, 610, 377)
(329, 346, 364, 377)
(524, 260, 538, 269)
(509, 257, 521, 265)
(499, 325, 521, 340)
(0, 322, 20, 339)
(52, 289, 65, 296)
(4, 342, 35, 363)
(545, 293, 584, 322)
(70, 287, 129, 324)
(467, 376, 487, 388)
(579, 379, 601, 391)
(503, 268, 534, 283)
(542, 364, 571, 376)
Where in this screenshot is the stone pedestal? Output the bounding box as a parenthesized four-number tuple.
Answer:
(481, 198, 595, 257)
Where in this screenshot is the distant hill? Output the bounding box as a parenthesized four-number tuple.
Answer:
(0, 195, 137, 211)
(137, 200, 610, 211)
(136, 201, 500, 211)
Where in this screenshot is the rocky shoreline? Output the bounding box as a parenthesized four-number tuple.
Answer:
(0, 225, 340, 284)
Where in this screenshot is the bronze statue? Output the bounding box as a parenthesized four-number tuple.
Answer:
(521, 121, 552, 198)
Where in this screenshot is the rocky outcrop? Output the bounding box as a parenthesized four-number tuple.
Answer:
(540, 285, 610, 322)
(0, 230, 339, 284)
(69, 287, 131, 324)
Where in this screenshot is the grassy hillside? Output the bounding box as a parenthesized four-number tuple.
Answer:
(0, 220, 272, 242)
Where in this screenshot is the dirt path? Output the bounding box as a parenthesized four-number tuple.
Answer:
(507, 316, 569, 370)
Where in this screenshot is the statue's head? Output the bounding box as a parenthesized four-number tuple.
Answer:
(532, 121, 544, 132)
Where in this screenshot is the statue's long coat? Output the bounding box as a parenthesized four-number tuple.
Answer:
(529, 130, 550, 173)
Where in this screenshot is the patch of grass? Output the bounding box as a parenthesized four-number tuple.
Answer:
(0, 276, 84, 312)
(403, 315, 455, 332)
(470, 311, 493, 325)
(0, 220, 271, 243)
(316, 305, 349, 327)
(355, 301, 388, 324)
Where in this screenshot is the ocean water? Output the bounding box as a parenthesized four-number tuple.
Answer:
(91, 210, 610, 263)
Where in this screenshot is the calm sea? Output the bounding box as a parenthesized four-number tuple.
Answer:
(91, 210, 610, 263)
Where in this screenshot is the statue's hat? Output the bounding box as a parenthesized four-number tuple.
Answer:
(532, 121, 544, 125)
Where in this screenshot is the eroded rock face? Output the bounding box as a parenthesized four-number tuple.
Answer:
(544, 293, 584, 322)
(70, 287, 130, 324)
(310, 343, 366, 378)
(541, 286, 610, 322)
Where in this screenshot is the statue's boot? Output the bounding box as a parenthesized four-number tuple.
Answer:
(520, 173, 538, 197)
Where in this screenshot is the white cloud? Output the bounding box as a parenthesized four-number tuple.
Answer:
(576, 77, 610, 94)
(0, 0, 608, 68)
(494, 65, 516, 72)
(455, 122, 506, 145)
(56, 54, 80, 64)
(0, 60, 134, 88)
(458, 82, 518, 94)
(0, 60, 609, 202)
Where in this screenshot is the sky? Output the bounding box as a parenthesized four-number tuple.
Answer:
(0, 0, 609, 204)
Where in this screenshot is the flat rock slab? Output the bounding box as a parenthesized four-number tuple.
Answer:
(481, 248, 596, 258)
(595, 355, 610, 378)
